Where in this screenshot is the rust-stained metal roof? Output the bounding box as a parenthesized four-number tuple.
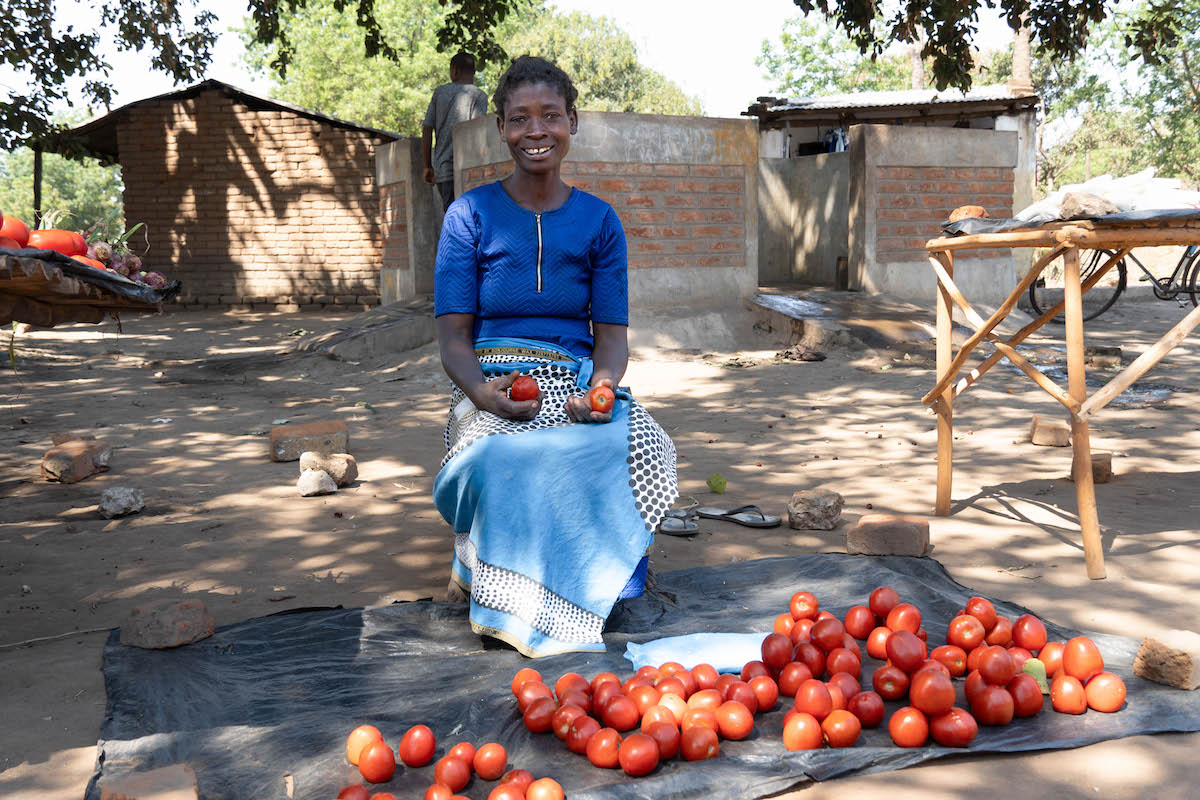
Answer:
(746, 83, 1039, 126)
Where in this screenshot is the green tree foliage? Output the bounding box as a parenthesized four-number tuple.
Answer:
(0, 149, 124, 232)
(757, 16, 911, 96)
(239, 2, 702, 134)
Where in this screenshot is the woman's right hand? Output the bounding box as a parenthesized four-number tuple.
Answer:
(477, 370, 541, 421)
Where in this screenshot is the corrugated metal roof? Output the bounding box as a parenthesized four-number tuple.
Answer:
(755, 83, 1036, 113)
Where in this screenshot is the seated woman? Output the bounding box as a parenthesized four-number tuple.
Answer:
(432, 55, 678, 658)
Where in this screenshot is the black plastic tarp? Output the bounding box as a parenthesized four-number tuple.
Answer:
(0, 247, 181, 304)
(87, 555, 1200, 800)
(942, 207, 1200, 236)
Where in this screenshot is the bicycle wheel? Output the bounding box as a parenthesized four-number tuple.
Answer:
(1029, 248, 1127, 322)
(1183, 246, 1200, 307)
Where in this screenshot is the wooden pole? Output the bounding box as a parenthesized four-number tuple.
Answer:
(935, 250, 954, 516)
(32, 147, 43, 230)
(928, 225, 1200, 252)
(1062, 247, 1106, 579)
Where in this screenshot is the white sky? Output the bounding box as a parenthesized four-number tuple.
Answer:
(9, 0, 1017, 123)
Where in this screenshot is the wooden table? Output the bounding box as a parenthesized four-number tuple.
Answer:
(1, 253, 165, 327)
(924, 218, 1200, 579)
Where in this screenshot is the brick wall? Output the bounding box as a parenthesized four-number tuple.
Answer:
(118, 88, 387, 311)
(461, 161, 747, 270)
(874, 165, 1014, 263)
(380, 180, 409, 277)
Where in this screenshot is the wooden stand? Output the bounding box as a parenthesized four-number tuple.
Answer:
(923, 218, 1200, 579)
(1, 254, 165, 327)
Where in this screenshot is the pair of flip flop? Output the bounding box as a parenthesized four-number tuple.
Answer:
(658, 504, 781, 535)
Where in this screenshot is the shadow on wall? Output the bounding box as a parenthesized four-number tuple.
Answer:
(758, 153, 849, 286)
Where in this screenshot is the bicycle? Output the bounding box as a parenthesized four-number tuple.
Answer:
(1028, 244, 1200, 321)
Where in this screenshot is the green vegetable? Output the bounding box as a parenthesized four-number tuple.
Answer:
(706, 473, 727, 494)
(1023, 658, 1050, 694)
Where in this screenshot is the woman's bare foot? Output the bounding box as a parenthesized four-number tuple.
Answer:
(445, 577, 469, 603)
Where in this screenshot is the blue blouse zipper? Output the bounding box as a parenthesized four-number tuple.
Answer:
(535, 213, 543, 293)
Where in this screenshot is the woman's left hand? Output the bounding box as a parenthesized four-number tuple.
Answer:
(565, 377, 615, 424)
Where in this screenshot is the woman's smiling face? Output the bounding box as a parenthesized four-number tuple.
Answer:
(497, 82, 577, 175)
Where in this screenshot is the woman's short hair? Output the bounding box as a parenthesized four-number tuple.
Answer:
(492, 55, 578, 117)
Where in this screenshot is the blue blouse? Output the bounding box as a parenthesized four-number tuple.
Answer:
(433, 181, 629, 357)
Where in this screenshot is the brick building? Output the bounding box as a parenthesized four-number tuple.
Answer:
(68, 80, 400, 311)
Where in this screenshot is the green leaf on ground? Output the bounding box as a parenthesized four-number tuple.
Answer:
(706, 473, 727, 494)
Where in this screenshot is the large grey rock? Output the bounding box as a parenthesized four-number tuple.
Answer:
(100, 487, 145, 518)
(788, 489, 845, 530)
(120, 599, 214, 649)
(100, 764, 199, 800)
(1060, 191, 1121, 219)
(299, 451, 358, 487)
(298, 469, 338, 496)
(845, 514, 930, 556)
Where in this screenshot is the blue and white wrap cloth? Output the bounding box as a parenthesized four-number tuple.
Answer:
(433, 338, 678, 658)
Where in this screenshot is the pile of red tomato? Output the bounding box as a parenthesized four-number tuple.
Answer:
(335, 722, 564, 800)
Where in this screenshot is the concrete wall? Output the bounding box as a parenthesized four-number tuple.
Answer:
(376, 138, 441, 305)
(848, 124, 1018, 305)
(453, 112, 759, 309)
(119, 87, 387, 311)
(758, 153, 849, 285)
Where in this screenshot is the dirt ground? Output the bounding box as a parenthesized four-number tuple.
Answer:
(2, 295, 1198, 799)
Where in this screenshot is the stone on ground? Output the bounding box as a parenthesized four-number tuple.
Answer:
(100, 764, 199, 800)
(298, 469, 338, 496)
(787, 488, 845, 530)
(120, 599, 214, 649)
(41, 438, 112, 483)
(299, 451, 358, 487)
(100, 487, 146, 518)
(1086, 345, 1122, 370)
(269, 419, 349, 462)
(845, 513, 930, 556)
(1070, 451, 1113, 484)
(1134, 630, 1200, 690)
(1030, 414, 1070, 447)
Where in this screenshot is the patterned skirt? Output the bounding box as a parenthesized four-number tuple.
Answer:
(432, 337, 678, 657)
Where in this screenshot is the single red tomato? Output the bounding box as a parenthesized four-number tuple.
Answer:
(658, 692, 688, 726)
(587, 727, 623, 768)
(869, 586, 901, 618)
(790, 591, 819, 621)
(1084, 672, 1126, 712)
(398, 724, 436, 767)
(517, 680, 553, 712)
(71, 255, 106, 270)
(810, 618, 846, 652)
(782, 711, 823, 750)
(447, 742, 475, 767)
(555, 672, 590, 700)
(433, 757, 470, 792)
(618, 732, 660, 776)
(777, 662, 814, 697)
(1012, 614, 1048, 652)
(978, 645, 1017, 686)
(725, 681, 759, 714)
(629, 684, 662, 716)
(591, 671, 620, 693)
(715, 700, 754, 739)
(358, 740, 397, 784)
(487, 788, 525, 800)
(866, 626, 891, 660)
(916, 659, 950, 678)
(600, 695, 639, 731)
(636, 665, 661, 681)
(947, 615, 986, 651)
(888, 707, 929, 747)
(749, 675, 780, 711)
(499, 769, 533, 792)
(793, 642, 826, 679)
(559, 690, 592, 713)
(738, 661, 770, 683)
(964, 669, 988, 705)
(965, 596, 998, 631)
(526, 777, 564, 800)
(656, 676, 688, 698)
(762, 633, 793, 669)
(885, 629, 926, 672)
(794, 679, 833, 720)
(424, 786, 451, 800)
(714, 673, 740, 696)
(966, 645, 987, 674)
(826, 683, 846, 712)
(886, 603, 922, 634)
(930, 645, 968, 677)
(1039, 642, 1065, 678)
(930, 707, 978, 747)
(821, 708, 862, 747)
(825, 648, 861, 678)
(0, 216, 30, 247)
(680, 725, 720, 760)
(847, 690, 885, 728)
(872, 664, 910, 701)
(789, 618, 815, 645)
(594, 681, 625, 710)
(692, 663, 719, 690)
(816, 610, 837, 623)
(1051, 673, 1088, 714)
(985, 617, 1013, 647)
(27, 229, 80, 256)
(552, 704, 586, 739)
(774, 612, 796, 635)
(843, 605, 876, 640)
(587, 385, 615, 413)
(644, 720, 680, 759)
(338, 786, 371, 800)
(640, 705, 676, 732)
(681, 708, 718, 734)
(623, 674, 652, 695)
(473, 743, 507, 780)
(687, 688, 723, 711)
(370, 793, 399, 800)
(827, 671, 860, 703)
(523, 697, 558, 733)
(1062, 637, 1105, 683)
(910, 668, 956, 716)
(659, 661, 686, 676)
(971, 685, 1014, 726)
(675, 670, 699, 697)
(567, 715, 602, 754)
(1008, 673, 1044, 717)
(509, 375, 540, 402)
(346, 725, 383, 766)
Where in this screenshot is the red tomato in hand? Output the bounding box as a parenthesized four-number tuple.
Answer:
(885, 603, 922, 634)
(587, 727, 623, 768)
(782, 711, 823, 750)
(526, 778, 564, 800)
(358, 740, 396, 783)
(1062, 636, 1105, 683)
(398, 724, 436, 767)
(1051, 673, 1088, 714)
(1008, 673, 1045, 717)
(885, 629, 926, 672)
(869, 586, 901, 618)
(931, 645, 968, 677)
(346, 725, 383, 765)
(947, 615, 986, 651)
(715, 700, 754, 739)
(847, 690, 885, 728)
(680, 725, 719, 760)
(790, 591, 819, 620)
(821, 709, 862, 747)
(843, 605, 876, 640)
(619, 732, 660, 776)
(888, 706, 929, 747)
(910, 668, 956, 716)
(971, 685, 1015, 726)
(930, 707, 978, 747)
(509, 375, 539, 401)
(1084, 672, 1126, 712)
(1012, 614, 1048, 652)
(473, 743, 507, 780)
(965, 596, 998, 631)
(587, 385, 615, 412)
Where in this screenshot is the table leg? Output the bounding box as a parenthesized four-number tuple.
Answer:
(935, 252, 954, 516)
(1062, 247, 1106, 580)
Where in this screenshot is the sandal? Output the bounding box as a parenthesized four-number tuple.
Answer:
(657, 516, 700, 536)
(694, 504, 781, 529)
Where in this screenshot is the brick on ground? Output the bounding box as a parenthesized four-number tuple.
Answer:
(1070, 450, 1113, 484)
(1030, 414, 1070, 447)
(41, 438, 112, 483)
(269, 419, 349, 462)
(1134, 630, 1200, 690)
(120, 599, 214, 649)
(845, 513, 930, 556)
(100, 764, 198, 800)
